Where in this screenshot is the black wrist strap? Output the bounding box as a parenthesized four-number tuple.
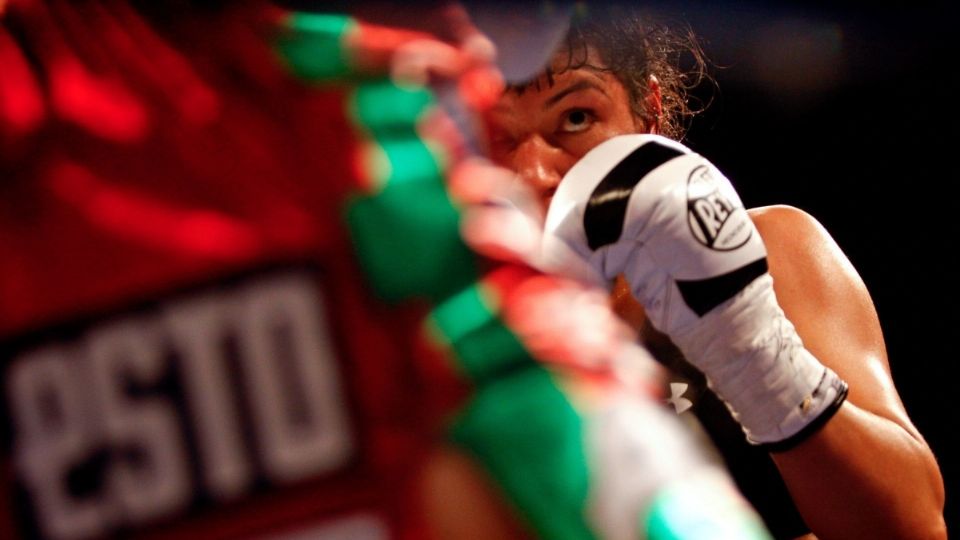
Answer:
(759, 379, 850, 454)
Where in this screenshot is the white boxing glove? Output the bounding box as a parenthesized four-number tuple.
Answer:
(543, 134, 848, 448)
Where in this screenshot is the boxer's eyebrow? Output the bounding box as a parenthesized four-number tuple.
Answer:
(544, 78, 609, 109)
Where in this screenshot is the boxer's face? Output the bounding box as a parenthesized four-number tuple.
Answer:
(484, 49, 655, 212)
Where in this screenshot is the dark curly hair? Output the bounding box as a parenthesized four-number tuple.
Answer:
(511, 4, 712, 141)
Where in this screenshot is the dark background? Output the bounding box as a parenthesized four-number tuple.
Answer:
(671, 0, 958, 530)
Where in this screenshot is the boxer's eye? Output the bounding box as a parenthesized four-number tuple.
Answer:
(559, 109, 595, 133)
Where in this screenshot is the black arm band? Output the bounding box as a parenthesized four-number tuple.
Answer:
(759, 379, 849, 454)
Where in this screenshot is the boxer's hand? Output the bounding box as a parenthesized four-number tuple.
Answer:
(546, 134, 848, 448)
(545, 133, 767, 335)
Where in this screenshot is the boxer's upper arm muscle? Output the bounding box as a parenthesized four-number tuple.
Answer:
(750, 205, 921, 440)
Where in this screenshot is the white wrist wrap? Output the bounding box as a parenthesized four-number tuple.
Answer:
(672, 274, 847, 446)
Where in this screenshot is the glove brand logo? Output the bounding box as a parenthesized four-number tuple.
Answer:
(686, 165, 752, 251)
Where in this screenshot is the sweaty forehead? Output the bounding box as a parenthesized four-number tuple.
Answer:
(507, 45, 609, 93)
(492, 68, 617, 119)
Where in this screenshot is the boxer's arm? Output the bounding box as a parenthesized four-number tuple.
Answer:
(753, 205, 946, 540)
(548, 135, 946, 539)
